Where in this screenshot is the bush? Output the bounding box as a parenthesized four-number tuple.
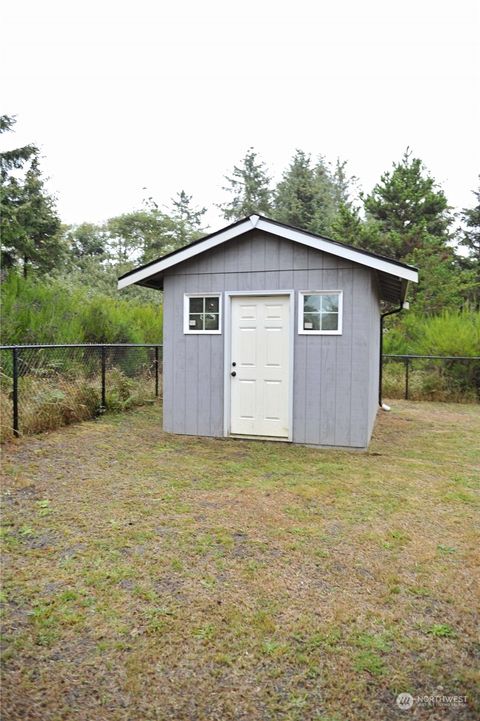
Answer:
(0, 273, 163, 345)
(383, 310, 480, 356)
(383, 310, 480, 401)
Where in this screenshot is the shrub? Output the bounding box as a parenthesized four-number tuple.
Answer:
(0, 273, 163, 345)
(383, 310, 480, 401)
(383, 310, 480, 357)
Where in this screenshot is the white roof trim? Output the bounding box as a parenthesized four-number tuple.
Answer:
(118, 215, 418, 289)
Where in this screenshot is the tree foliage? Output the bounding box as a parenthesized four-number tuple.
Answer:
(2, 117, 478, 344)
(0, 115, 62, 276)
(274, 150, 322, 231)
(460, 179, 480, 260)
(357, 149, 473, 314)
(220, 148, 273, 220)
(458, 180, 480, 308)
(363, 150, 451, 259)
(272, 150, 355, 235)
(66, 222, 108, 261)
(170, 190, 207, 246)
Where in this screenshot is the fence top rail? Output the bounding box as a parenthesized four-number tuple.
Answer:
(384, 354, 480, 361)
(0, 347, 476, 360)
(0, 343, 163, 351)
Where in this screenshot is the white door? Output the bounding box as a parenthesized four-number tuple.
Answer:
(230, 295, 290, 438)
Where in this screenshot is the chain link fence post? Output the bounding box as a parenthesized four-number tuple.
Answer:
(12, 347, 19, 437)
(101, 346, 107, 410)
(405, 357, 410, 400)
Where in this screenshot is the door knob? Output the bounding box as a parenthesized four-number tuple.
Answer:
(231, 371, 236, 377)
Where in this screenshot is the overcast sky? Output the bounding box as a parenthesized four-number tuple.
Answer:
(2, 0, 479, 231)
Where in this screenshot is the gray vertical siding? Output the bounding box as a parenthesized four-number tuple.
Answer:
(162, 229, 381, 448)
(366, 273, 381, 443)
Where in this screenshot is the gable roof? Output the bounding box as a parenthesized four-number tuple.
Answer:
(118, 214, 418, 302)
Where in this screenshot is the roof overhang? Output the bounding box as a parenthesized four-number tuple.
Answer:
(118, 214, 418, 302)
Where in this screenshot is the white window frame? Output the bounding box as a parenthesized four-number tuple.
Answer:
(298, 291, 343, 335)
(183, 293, 222, 335)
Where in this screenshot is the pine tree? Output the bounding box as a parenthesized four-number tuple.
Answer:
(363, 149, 471, 313)
(274, 151, 356, 236)
(330, 203, 368, 247)
(274, 150, 318, 230)
(0, 115, 62, 276)
(363, 149, 451, 259)
(170, 190, 207, 246)
(219, 148, 272, 220)
(460, 180, 480, 263)
(458, 179, 480, 308)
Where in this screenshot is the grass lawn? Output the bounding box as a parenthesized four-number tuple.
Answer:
(1, 401, 479, 721)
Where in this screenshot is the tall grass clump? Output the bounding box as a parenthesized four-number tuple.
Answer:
(0, 368, 158, 442)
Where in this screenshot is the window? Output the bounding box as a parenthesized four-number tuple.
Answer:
(298, 291, 343, 335)
(184, 294, 221, 334)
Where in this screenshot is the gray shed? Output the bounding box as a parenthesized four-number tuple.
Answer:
(118, 215, 418, 449)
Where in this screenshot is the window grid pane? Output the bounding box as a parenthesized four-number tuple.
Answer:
(189, 313, 204, 330)
(186, 296, 220, 332)
(304, 312, 320, 331)
(205, 297, 219, 313)
(204, 313, 219, 330)
(189, 297, 204, 313)
(321, 295, 339, 313)
(303, 295, 321, 312)
(320, 312, 338, 331)
(302, 293, 340, 332)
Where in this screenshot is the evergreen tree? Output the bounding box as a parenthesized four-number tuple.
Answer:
(330, 202, 373, 248)
(274, 151, 356, 236)
(220, 148, 272, 220)
(0, 115, 37, 175)
(274, 150, 318, 230)
(408, 240, 473, 315)
(363, 149, 471, 313)
(170, 190, 207, 246)
(363, 149, 451, 259)
(331, 159, 356, 209)
(458, 179, 480, 308)
(0, 115, 62, 276)
(460, 180, 480, 263)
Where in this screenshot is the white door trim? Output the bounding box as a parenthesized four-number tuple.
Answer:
(223, 290, 295, 441)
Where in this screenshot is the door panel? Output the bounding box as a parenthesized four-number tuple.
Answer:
(230, 295, 290, 437)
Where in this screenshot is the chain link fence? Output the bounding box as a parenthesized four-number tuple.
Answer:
(0, 344, 162, 440)
(1, 346, 478, 441)
(382, 354, 480, 402)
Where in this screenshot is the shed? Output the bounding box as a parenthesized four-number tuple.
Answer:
(118, 215, 418, 449)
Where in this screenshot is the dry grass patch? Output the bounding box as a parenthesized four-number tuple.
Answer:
(1, 400, 479, 720)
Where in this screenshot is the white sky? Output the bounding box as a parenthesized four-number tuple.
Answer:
(2, 0, 479, 230)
